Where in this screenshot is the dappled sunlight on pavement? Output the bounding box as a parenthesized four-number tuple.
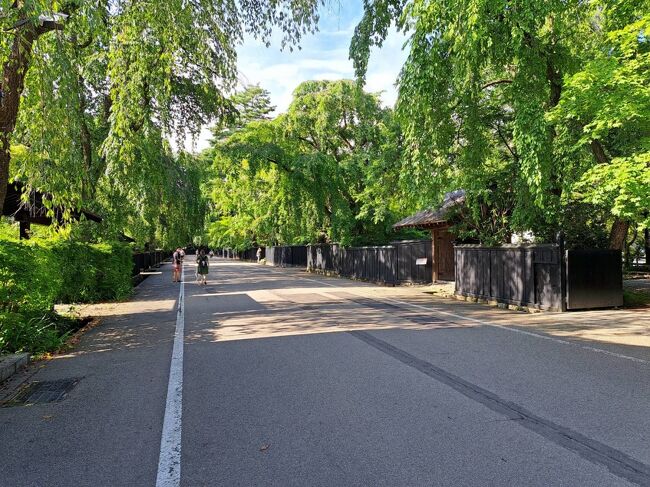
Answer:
(55, 299, 177, 318)
(484, 309, 650, 348)
(54, 321, 175, 359)
(185, 283, 479, 343)
(193, 260, 650, 353)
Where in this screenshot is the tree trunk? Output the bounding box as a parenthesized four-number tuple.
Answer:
(645, 228, 650, 268)
(588, 139, 629, 251)
(590, 139, 609, 165)
(624, 226, 638, 268)
(0, 137, 9, 215)
(609, 218, 629, 250)
(0, 17, 65, 215)
(76, 75, 94, 202)
(0, 27, 36, 215)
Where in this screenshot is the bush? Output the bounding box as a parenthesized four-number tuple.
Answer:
(50, 240, 133, 303)
(0, 236, 133, 353)
(0, 238, 61, 315)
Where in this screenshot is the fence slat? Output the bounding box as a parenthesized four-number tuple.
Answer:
(455, 245, 562, 311)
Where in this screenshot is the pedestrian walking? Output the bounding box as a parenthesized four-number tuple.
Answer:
(196, 249, 209, 285)
(256, 247, 262, 263)
(172, 248, 182, 283)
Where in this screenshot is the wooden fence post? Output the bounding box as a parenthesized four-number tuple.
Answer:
(558, 232, 567, 312)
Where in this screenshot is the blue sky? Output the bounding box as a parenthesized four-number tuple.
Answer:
(189, 2, 408, 151)
(236, 2, 408, 114)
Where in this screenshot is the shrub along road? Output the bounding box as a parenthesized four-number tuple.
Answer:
(1, 259, 649, 486)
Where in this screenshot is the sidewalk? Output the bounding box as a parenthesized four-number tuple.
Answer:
(272, 265, 650, 352)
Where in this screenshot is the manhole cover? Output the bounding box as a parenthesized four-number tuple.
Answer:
(2, 378, 81, 407)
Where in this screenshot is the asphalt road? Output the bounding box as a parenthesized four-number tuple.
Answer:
(1, 258, 649, 486)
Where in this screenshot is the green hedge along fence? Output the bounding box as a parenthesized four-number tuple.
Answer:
(0, 238, 133, 354)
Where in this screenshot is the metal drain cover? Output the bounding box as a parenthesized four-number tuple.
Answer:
(2, 378, 81, 407)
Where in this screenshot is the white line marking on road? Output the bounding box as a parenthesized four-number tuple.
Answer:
(264, 267, 650, 366)
(156, 264, 185, 487)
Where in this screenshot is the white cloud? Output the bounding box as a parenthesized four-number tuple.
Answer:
(364, 27, 408, 107)
(185, 7, 410, 153)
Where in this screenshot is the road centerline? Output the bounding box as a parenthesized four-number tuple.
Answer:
(156, 263, 185, 487)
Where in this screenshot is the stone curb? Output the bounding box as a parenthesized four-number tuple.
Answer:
(446, 292, 543, 313)
(0, 353, 31, 384)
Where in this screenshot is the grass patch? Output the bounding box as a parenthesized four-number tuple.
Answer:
(623, 289, 650, 308)
(0, 310, 86, 355)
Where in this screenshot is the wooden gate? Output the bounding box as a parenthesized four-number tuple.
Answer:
(433, 228, 455, 281)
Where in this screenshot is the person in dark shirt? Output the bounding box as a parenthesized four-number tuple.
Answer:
(196, 249, 209, 285)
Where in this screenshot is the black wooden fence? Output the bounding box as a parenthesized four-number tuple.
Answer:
(565, 249, 623, 309)
(214, 248, 244, 259)
(266, 245, 308, 267)
(132, 250, 170, 277)
(216, 241, 622, 310)
(395, 240, 433, 283)
(455, 245, 623, 311)
(216, 240, 433, 285)
(237, 248, 259, 261)
(307, 240, 433, 285)
(308, 244, 397, 283)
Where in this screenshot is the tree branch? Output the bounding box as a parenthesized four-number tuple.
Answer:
(35, 20, 65, 35)
(590, 139, 609, 164)
(266, 157, 293, 173)
(495, 122, 518, 160)
(298, 136, 319, 150)
(337, 130, 354, 151)
(481, 79, 513, 90)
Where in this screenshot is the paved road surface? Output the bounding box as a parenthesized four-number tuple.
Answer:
(1, 258, 650, 486)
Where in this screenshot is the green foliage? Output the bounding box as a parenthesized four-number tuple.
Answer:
(0, 311, 75, 356)
(351, 0, 650, 245)
(0, 235, 132, 353)
(550, 14, 650, 228)
(212, 85, 276, 143)
(623, 289, 650, 308)
(2, 0, 323, 250)
(0, 238, 61, 316)
(48, 240, 133, 303)
(206, 80, 418, 249)
(0, 236, 65, 353)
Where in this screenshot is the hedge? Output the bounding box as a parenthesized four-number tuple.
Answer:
(0, 237, 133, 354)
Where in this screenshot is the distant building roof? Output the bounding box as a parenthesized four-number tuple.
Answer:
(393, 189, 466, 230)
(3, 181, 102, 224)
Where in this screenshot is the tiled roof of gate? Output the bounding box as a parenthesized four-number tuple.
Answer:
(3, 181, 102, 223)
(393, 189, 465, 229)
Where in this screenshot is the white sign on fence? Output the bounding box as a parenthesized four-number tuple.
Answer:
(416, 258, 428, 266)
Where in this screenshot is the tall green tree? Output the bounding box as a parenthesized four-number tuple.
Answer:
(0, 0, 322, 235)
(212, 84, 276, 143)
(549, 14, 650, 245)
(351, 0, 649, 247)
(207, 79, 412, 249)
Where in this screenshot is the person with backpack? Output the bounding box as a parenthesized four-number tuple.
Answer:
(196, 248, 209, 285)
(172, 248, 182, 283)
